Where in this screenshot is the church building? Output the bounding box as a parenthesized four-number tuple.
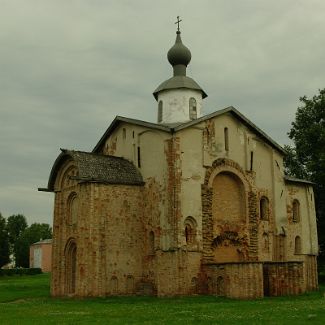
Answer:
(40, 23, 318, 299)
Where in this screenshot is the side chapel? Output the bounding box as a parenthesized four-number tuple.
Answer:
(40, 22, 318, 299)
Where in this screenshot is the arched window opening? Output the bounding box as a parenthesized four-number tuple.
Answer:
(65, 239, 77, 295)
(67, 193, 78, 226)
(110, 276, 118, 294)
(189, 97, 197, 120)
(224, 127, 229, 151)
(295, 236, 302, 254)
(122, 128, 126, 140)
(184, 217, 197, 245)
(158, 101, 163, 123)
(292, 200, 300, 222)
(149, 231, 155, 255)
(260, 196, 269, 220)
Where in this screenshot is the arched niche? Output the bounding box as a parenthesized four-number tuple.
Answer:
(67, 192, 78, 226)
(56, 162, 78, 191)
(64, 238, 77, 295)
(184, 216, 197, 245)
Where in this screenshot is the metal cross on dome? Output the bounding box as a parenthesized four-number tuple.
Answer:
(175, 16, 182, 32)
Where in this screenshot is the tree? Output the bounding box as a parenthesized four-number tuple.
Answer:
(15, 223, 52, 268)
(0, 213, 10, 267)
(6, 214, 28, 250)
(284, 88, 325, 257)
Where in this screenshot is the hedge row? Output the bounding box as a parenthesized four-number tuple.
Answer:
(0, 268, 42, 276)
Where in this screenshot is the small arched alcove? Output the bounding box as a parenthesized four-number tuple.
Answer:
(184, 216, 197, 245)
(67, 192, 78, 226)
(260, 196, 269, 221)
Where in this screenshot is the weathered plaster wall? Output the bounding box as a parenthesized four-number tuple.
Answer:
(157, 89, 203, 124)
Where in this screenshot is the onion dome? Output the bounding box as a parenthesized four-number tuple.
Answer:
(167, 31, 191, 68)
(153, 27, 207, 101)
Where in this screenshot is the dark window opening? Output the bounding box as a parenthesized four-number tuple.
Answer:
(224, 127, 229, 151)
(250, 151, 254, 171)
(137, 146, 141, 168)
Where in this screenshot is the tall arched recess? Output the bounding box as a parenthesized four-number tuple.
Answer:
(65, 238, 77, 295)
(212, 172, 246, 225)
(201, 158, 253, 264)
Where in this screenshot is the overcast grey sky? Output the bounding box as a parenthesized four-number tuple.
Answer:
(0, 0, 324, 225)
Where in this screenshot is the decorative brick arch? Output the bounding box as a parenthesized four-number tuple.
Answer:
(201, 158, 259, 263)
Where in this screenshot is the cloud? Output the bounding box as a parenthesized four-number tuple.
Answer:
(0, 0, 324, 224)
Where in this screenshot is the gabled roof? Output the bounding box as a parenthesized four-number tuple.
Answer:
(93, 106, 286, 155)
(40, 149, 144, 192)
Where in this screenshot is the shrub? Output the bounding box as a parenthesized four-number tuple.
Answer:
(0, 268, 42, 276)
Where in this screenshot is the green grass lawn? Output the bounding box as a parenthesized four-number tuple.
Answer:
(0, 274, 325, 324)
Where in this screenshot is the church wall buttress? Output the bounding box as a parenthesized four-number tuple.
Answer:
(164, 136, 182, 249)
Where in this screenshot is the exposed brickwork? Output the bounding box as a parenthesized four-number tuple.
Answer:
(263, 262, 304, 296)
(164, 137, 182, 248)
(203, 262, 264, 299)
(304, 255, 318, 291)
(201, 158, 257, 264)
(248, 191, 258, 260)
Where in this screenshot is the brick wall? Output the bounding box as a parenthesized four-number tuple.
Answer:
(203, 262, 264, 299)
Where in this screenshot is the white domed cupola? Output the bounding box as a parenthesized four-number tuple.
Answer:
(153, 17, 207, 125)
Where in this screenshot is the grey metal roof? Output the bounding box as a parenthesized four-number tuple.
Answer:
(153, 75, 208, 100)
(284, 176, 315, 185)
(44, 150, 144, 191)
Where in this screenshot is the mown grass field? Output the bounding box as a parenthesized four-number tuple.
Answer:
(0, 273, 324, 324)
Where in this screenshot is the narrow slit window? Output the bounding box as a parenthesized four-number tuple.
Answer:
(250, 151, 254, 171)
(224, 127, 229, 151)
(123, 128, 126, 140)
